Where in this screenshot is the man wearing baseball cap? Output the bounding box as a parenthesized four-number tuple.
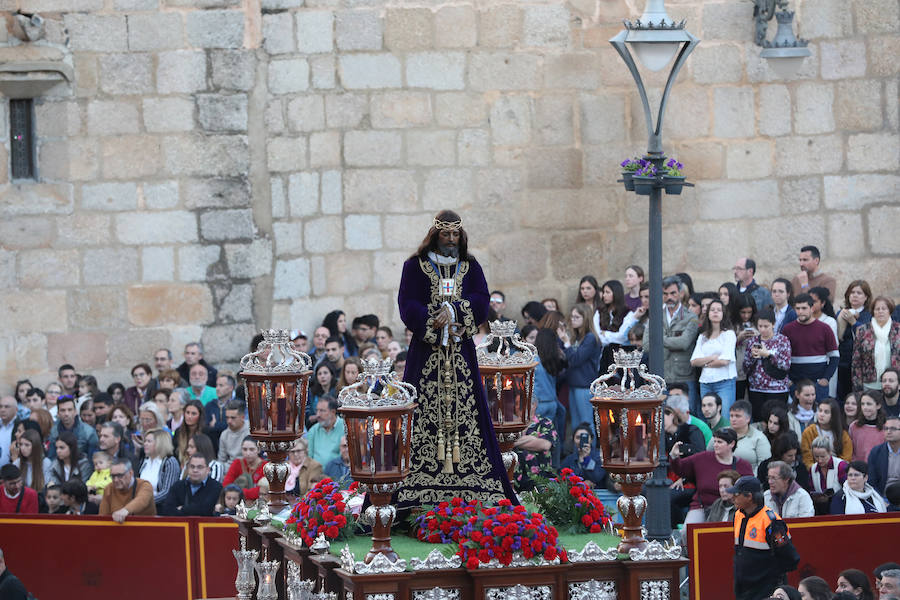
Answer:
(730, 475, 799, 600)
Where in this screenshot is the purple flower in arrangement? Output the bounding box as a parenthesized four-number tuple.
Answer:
(664, 157, 685, 176)
(635, 164, 657, 177)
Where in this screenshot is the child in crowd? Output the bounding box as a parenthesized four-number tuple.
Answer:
(44, 484, 66, 514)
(216, 484, 244, 516)
(85, 451, 112, 498)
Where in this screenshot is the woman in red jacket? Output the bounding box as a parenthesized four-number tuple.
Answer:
(222, 436, 268, 501)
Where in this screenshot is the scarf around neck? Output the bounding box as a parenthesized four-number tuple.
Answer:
(842, 481, 886, 514)
(871, 318, 892, 380)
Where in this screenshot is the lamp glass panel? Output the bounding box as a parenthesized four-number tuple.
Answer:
(483, 371, 527, 427)
(767, 56, 804, 79)
(270, 380, 296, 433)
(349, 416, 372, 477)
(629, 409, 652, 462)
(630, 41, 679, 71)
(372, 415, 400, 473)
(246, 380, 268, 433)
(607, 408, 624, 461)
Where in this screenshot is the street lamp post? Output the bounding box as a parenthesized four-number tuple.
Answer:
(610, 0, 699, 541)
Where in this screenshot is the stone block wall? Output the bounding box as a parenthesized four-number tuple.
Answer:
(0, 0, 897, 386)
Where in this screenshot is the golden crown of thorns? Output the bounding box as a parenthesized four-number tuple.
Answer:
(433, 218, 462, 231)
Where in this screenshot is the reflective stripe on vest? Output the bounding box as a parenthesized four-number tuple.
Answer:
(734, 506, 777, 551)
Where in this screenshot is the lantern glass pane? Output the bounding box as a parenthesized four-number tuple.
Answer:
(246, 381, 268, 433)
(484, 372, 527, 426)
(352, 418, 373, 475)
(372, 416, 400, 473)
(608, 409, 624, 461)
(630, 409, 650, 462)
(270, 381, 296, 433)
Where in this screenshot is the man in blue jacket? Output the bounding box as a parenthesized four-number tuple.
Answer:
(867, 414, 900, 497)
(162, 454, 222, 516)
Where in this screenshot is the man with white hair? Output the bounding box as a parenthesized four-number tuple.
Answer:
(880, 569, 900, 600)
(667, 383, 712, 445)
(762, 460, 813, 518)
(176, 342, 218, 387)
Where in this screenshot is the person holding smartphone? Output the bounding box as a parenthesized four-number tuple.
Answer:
(744, 309, 792, 422)
(560, 424, 607, 489)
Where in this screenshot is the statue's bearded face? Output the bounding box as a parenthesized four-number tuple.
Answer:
(437, 229, 460, 258)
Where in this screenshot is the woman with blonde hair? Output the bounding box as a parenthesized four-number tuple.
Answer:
(139, 428, 181, 512)
(558, 303, 601, 438)
(285, 437, 323, 497)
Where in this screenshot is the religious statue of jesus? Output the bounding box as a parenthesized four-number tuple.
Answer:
(396, 210, 517, 508)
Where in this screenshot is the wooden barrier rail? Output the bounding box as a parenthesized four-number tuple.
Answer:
(0, 514, 239, 600)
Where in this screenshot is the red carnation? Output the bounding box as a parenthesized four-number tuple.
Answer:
(498, 498, 512, 506)
(466, 557, 480, 569)
(590, 524, 602, 533)
(581, 514, 593, 527)
(544, 547, 557, 561)
(326, 526, 339, 538)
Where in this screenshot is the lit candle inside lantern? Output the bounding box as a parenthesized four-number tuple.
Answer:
(373, 419, 395, 471)
(275, 383, 287, 430)
(501, 376, 517, 422)
(633, 413, 646, 461)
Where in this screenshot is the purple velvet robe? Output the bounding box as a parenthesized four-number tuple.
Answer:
(396, 255, 517, 508)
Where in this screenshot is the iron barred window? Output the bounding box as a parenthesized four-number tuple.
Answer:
(9, 98, 36, 180)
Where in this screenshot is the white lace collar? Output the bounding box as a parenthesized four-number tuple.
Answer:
(427, 251, 459, 266)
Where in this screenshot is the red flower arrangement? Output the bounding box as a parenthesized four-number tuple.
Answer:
(284, 479, 359, 546)
(457, 499, 567, 569)
(414, 497, 481, 544)
(530, 468, 612, 534)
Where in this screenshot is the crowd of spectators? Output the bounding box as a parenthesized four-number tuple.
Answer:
(1, 244, 899, 553)
(758, 563, 900, 600)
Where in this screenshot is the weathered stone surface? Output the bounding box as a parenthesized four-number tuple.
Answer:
(828, 212, 865, 258)
(344, 169, 417, 212)
(581, 92, 625, 144)
(87, 100, 139, 136)
(296, 11, 334, 54)
(344, 130, 403, 166)
(526, 148, 582, 189)
(165, 135, 250, 176)
(0, 251, 14, 290)
(200, 324, 258, 363)
(218, 283, 253, 322)
(325, 252, 371, 295)
(143, 98, 195, 133)
(47, 333, 108, 371)
(267, 136, 308, 172)
(211, 50, 257, 91)
(183, 178, 251, 209)
(273, 258, 311, 300)
(344, 214, 382, 250)
(799, 0, 853, 38)
(407, 52, 466, 90)
(271, 178, 287, 218)
(127, 13, 183, 51)
(186, 10, 244, 48)
(288, 172, 319, 216)
(0, 291, 67, 333)
(325, 93, 368, 128)
(691, 44, 743, 84)
(834, 80, 882, 131)
(435, 6, 477, 47)
(867, 35, 900, 76)
(757, 84, 792, 137)
(383, 214, 433, 250)
(18, 249, 79, 288)
(273, 221, 303, 256)
(423, 168, 473, 210)
(115, 211, 199, 244)
(177, 245, 222, 282)
(854, 0, 900, 34)
(820, 40, 866, 79)
(531, 95, 572, 146)
(287, 96, 326, 132)
(225, 239, 274, 278)
(384, 8, 432, 50)
(470, 53, 541, 91)
(713, 87, 755, 138)
(543, 53, 600, 89)
(0, 218, 54, 249)
(522, 5, 571, 47)
(868, 205, 900, 254)
(82, 182, 138, 211)
(407, 130, 456, 166)
(65, 14, 127, 52)
(793, 82, 835, 135)
(310, 56, 337, 89)
(434, 93, 487, 128)
(336, 9, 382, 51)
(371, 251, 408, 292)
(200, 209, 256, 241)
(263, 12, 295, 55)
(142, 246, 175, 281)
(197, 94, 249, 132)
(520, 189, 617, 230)
(823, 174, 900, 209)
(304, 216, 343, 252)
(847, 133, 900, 172)
(143, 181, 179, 210)
(696, 180, 779, 220)
(68, 288, 128, 329)
(370, 92, 431, 129)
(101, 136, 161, 179)
(83, 247, 138, 285)
(310, 131, 341, 167)
(774, 135, 844, 176)
(480, 4, 521, 48)
(458, 128, 490, 166)
(490, 95, 532, 145)
(779, 178, 823, 213)
(128, 284, 213, 326)
(338, 54, 402, 89)
(35, 100, 82, 138)
(549, 230, 613, 280)
(725, 140, 774, 179)
(269, 59, 310, 94)
(157, 50, 207, 94)
(99, 53, 153, 95)
(752, 214, 826, 266)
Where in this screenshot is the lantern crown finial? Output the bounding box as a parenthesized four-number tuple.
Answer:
(476, 320, 537, 366)
(590, 349, 666, 399)
(338, 360, 417, 408)
(360, 356, 393, 377)
(239, 328, 312, 374)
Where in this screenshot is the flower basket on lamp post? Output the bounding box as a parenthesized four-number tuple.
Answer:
(337, 357, 417, 564)
(239, 329, 313, 513)
(476, 320, 538, 481)
(590, 349, 666, 554)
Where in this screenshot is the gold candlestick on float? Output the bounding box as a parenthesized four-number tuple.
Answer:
(590, 349, 666, 553)
(338, 357, 417, 564)
(239, 329, 313, 512)
(476, 320, 538, 481)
